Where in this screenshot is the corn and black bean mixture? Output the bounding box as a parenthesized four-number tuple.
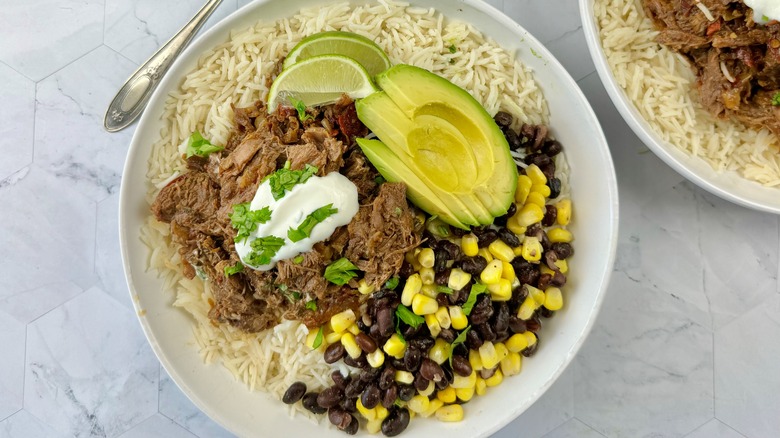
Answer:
(281, 113, 574, 436)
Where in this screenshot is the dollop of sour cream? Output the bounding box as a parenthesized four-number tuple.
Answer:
(745, 0, 780, 23)
(235, 172, 359, 270)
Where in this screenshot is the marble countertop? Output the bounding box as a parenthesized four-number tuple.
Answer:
(1, 0, 777, 437)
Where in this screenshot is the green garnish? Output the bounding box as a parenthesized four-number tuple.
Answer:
(277, 284, 302, 303)
(287, 204, 339, 242)
(393, 207, 403, 217)
(448, 44, 457, 54)
(245, 235, 285, 266)
(449, 326, 471, 367)
(185, 131, 224, 158)
(462, 283, 487, 315)
(223, 261, 244, 276)
(289, 97, 313, 121)
(772, 92, 780, 106)
(265, 161, 318, 200)
(385, 276, 400, 290)
(396, 304, 424, 329)
(530, 47, 541, 58)
(374, 175, 386, 185)
(436, 285, 453, 295)
(312, 326, 324, 349)
(305, 300, 318, 311)
(324, 257, 360, 285)
(229, 204, 272, 244)
(293, 255, 304, 264)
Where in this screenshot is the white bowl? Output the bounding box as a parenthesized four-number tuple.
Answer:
(119, 0, 618, 436)
(580, 0, 780, 214)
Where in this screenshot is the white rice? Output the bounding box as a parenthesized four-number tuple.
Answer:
(142, 0, 551, 418)
(594, 0, 780, 186)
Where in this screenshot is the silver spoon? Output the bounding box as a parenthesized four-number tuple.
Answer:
(104, 0, 224, 132)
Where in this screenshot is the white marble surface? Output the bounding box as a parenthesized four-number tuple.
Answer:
(0, 0, 778, 437)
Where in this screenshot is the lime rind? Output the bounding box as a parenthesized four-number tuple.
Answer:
(283, 31, 391, 76)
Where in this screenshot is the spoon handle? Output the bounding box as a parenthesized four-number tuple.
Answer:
(104, 0, 224, 132)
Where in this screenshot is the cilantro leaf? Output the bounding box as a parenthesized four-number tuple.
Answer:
(229, 204, 272, 244)
(462, 283, 487, 315)
(305, 300, 318, 311)
(374, 175, 385, 185)
(289, 97, 314, 121)
(266, 162, 318, 200)
(245, 235, 285, 267)
(293, 255, 304, 264)
(223, 261, 244, 276)
(287, 204, 339, 242)
(185, 131, 224, 158)
(448, 44, 457, 54)
(449, 326, 471, 367)
(436, 285, 453, 295)
(396, 304, 424, 329)
(312, 326, 324, 349)
(324, 258, 359, 285)
(773, 92, 780, 107)
(384, 276, 400, 290)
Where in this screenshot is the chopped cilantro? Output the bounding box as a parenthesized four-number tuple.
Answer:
(245, 235, 285, 267)
(462, 283, 487, 315)
(448, 44, 457, 54)
(229, 204, 272, 244)
(265, 162, 318, 200)
(393, 207, 403, 217)
(773, 92, 780, 106)
(305, 300, 318, 311)
(223, 261, 244, 276)
(289, 97, 313, 121)
(324, 257, 359, 285)
(374, 175, 386, 185)
(287, 204, 339, 242)
(436, 285, 453, 295)
(277, 284, 302, 303)
(530, 47, 541, 59)
(293, 255, 304, 264)
(449, 326, 471, 367)
(312, 326, 324, 349)
(396, 304, 424, 329)
(185, 131, 224, 158)
(384, 276, 400, 290)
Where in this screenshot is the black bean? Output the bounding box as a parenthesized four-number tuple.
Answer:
(404, 347, 422, 372)
(542, 205, 557, 227)
(494, 111, 513, 128)
(470, 295, 494, 325)
(493, 302, 510, 337)
(356, 332, 378, 354)
(331, 371, 348, 389)
(361, 383, 381, 409)
(402, 323, 422, 339)
(409, 337, 434, 352)
(522, 339, 539, 357)
(524, 152, 551, 168)
(498, 227, 521, 248)
(537, 273, 552, 290)
(435, 268, 451, 286)
(340, 397, 357, 413)
(382, 383, 398, 409)
(360, 367, 381, 383)
(379, 367, 395, 390)
(328, 407, 352, 429)
(435, 375, 450, 390)
(473, 228, 499, 247)
(543, 139, 563, 156)
(343, 354, 367, 368)
(390, 358, 407, 372)
(526, 316, 542, 333)
(282, 381, 307, 404)
(551, 242, 573, 259)
(419, 358, 445, 382)
(414, 374, 430, 392)
(551, 271, 567, 287)
(513, 258, 540, 286)
(437, 240, 462, 260)
(480, 367, 496, 379)
(544, 250, 559, 271)
(436, 293, 449, 307)
(382, 408, 411, 437)
(505, 128, 522, 150)
(438, 327, 456, 343)
(461, 256, 487, 275)
(357, 318, 370, 332)
(448, 287, 465, 306)
(302, 392, 327, 414)
(344, 378, 366, 399)
(398, 384, 416, 401)
(548, 177, 562, 199)
(450, 226, 467, 237)
(434, 248, 449, 272)
(317, 386, 344, 409)
(324, 343, 346, 364)
(539, 306, 554, 318)
(399, 261, 415, 277)
(508, 315, 527, 334)
(344, 415, 359, 435)
(451, 355, 473, 377)
(476, 323, 496, 342)
(369, 324, 384, 342)
(465, 328, 483, 350)
(377, 307, 395, 337)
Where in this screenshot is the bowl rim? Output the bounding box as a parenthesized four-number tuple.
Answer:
(579, 0, 780, 215)
(119, 0, 619, 436)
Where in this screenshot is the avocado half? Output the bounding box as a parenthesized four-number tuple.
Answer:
(356, 64, 518, 228)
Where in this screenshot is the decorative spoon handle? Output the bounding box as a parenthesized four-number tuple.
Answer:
(104, 0, 224, 132)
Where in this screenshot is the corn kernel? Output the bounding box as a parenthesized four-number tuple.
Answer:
(425, 313, 442, 338)
(556, 199, 571, 226)
(554, 259, 568, 274)
(395, 370, 415, 385)
(461, 233, 479, 257)
(524, 331, 538, 348)
(455, 386, 475, 402)
(501, 261, 515, 282)
(358, 279, 375, 295)
(447, 268, 472, 291)
(488, 239, 515, 262)
(418, 380, 435, 397)
(429, 338, 451, 365)
(450, 306, 469, 330)
(506, 333, 529, 353)
(485, 369, 504, 387)
(341, 332, 362, 359)
(435, 306, 452, 329)
(515, 175, 533, 204)
(347, 323, 360, 335)
(516, 203, 544, 227)
(475, 377, 487, 396)
(531, 183, 551, 198)
(544, 287, 563, 311)
(451, 370, 477, 389)
(366, 419, 382, 434)
(437, 386, 457, 403)
(548, 227, 573, 243)
(421, 284, 438, 299)
(325, 330, 343, 345)
(418, 247, 435, 268)
(540, 264, 555, 276)
(527, 285, 546, 305)
(469, 348, 484, 371)
(420, 399, 444, 418)
(526, 192, 546, 209)
(494, 342, 509, 361)
(512, 245, 524, 256)
(488, 278, 512, 301)
(367, 349, 385, 368)
(435, 404, 464, 422)
(376, 404, 389, 421)
(500, 352, 523, 377)
(521, 236, 542, 262)
(480, 259, 503, 285)
(526, 163, 547, 185)
(408, 395, 430, 414)
(478, 247, 494, 263)
(479, 342, 500, 369)
(330, 309, 356, 333)
(383, 334, 406, 359)
(412, 293, 438, 315)
(420, 267, 435, 285)
(517, 296, 537, 320)
(507, 213, 528, 236)
(401, 273, 422, 306)
(357, 398, 377, 421)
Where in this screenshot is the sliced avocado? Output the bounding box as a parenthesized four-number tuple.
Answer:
(356, 64, 517, 222)
(357, 138, 471, 228)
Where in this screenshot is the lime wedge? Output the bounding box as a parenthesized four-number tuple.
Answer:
(283, 31, 391, 76)
(267, 54, 378, 113)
